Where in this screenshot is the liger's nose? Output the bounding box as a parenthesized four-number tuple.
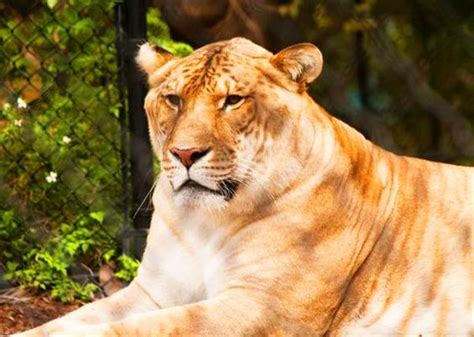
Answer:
(169, 147, 210, 168)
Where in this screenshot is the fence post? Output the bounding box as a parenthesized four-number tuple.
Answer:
(122, 0, 153, 258)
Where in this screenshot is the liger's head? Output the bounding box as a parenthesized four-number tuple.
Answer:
(137, 38, 323, 210)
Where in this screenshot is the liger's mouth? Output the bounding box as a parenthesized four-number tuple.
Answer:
(176, 179, 239, 200)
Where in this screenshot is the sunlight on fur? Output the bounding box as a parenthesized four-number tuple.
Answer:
(14, 37, 473, 337)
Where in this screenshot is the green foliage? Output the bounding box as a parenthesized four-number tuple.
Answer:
(147, 8, 193, 56)
(3, 212, 111, 302)
(114, 254, 140, 282)
(0, 1, 190, 301)
(101, 248, 140, 283)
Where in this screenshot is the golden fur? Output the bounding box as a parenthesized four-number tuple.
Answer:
(15, 38, 473, 337)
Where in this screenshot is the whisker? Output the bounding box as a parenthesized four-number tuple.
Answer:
(132, 178, 159, 219)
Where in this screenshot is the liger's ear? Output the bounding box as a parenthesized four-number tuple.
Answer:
(136, 42, 175, 76)
(271, 43, 323, 85)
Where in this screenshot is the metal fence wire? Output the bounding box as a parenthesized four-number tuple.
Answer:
(0, 0, 153, 287)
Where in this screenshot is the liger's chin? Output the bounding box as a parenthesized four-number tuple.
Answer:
(170, 179, 240, 211)
(174, 189, 227, 210)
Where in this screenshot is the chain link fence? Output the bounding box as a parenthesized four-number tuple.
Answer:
(0, 0, 154, 296)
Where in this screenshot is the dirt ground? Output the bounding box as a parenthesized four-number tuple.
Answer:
(0, 288, 82, 335)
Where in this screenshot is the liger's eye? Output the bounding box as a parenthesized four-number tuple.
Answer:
(224, 95, 244, 107)
(165, 94, 181, 107)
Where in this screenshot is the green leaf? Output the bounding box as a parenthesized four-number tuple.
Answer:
(89, 211, 105, 224)
(6, 261, 19, 272)
(46, 0, 58, 9)
(102, 248, 116, 262)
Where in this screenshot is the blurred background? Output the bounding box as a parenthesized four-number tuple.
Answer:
(0, 0, 473, 330)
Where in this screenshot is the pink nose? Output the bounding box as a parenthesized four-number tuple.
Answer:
(169, 147, 209, 168)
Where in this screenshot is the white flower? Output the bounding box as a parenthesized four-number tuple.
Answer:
(17, 97, 27, 109)
(46, 171, 58, 183)
(3, 103, 11, 110)
(14, 119, 23, 127)
(62, 136, 71, 144)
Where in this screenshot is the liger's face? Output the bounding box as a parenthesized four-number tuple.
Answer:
(144, 46, 288, 208)
(139, 38, 323, 209)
